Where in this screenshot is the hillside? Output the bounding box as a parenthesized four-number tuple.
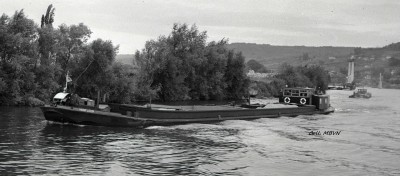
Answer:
(226, 43, 356, 70)
(118, 43, 400, 71)
(115, 54, 135, 65)
(227, 42, 400, 88)
(118, 44, 356, 70)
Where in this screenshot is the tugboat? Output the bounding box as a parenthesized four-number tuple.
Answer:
(349, 88, 372, 99)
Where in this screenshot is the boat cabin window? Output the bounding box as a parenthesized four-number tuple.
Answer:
(282, 88, 314, 97)
(291, 90, 299, 96)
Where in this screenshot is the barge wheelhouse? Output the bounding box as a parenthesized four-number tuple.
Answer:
(278, 87, 331, 110)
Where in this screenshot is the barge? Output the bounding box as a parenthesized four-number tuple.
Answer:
(40, 87, 334, 128)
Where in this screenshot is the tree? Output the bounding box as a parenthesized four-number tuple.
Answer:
(41, 4, 55, 28)
(266, 63, 331, 97)
(225, 51, 249, 99)
(0, 6, 130, 105)
(38, 5, 58, 66)
(1, 10, 38, 62)
(134, 23, 250, 101)
(388, 57, 400, 66)
(247, 59, 269, 73)
(353, 47, 362, 57)
(107, 62, 136, 103)
(134, 40, 164, 101)
(57, 23, 92, 77)
(301, 52, 311, 61)
(0, 10, 46, 105)
(36, 5, 62, 103)
(74, 39, 118, 106)
(301, 65, 330, 90)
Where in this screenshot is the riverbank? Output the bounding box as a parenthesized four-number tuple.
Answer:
(0, 97, 278, 108)
(0, 97, 45, 107)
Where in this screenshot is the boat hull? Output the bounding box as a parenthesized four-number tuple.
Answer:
(41, 104, 334, 128)
(40, 106, 145, 127)
(349, 94, 372, 98)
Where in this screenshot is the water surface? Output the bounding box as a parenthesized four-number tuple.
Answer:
(0, 88, 399, 175)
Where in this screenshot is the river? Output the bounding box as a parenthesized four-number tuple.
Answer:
(0, 88, 399, 175)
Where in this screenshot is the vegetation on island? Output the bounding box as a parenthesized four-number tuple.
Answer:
(0, 5, 250, 106)
(134, 23, 249, 101)
(0, 4, 337, 106)
(246, 59, 271, 73)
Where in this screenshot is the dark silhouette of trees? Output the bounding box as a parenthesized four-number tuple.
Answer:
(246, 59, 269, 73)
(135, 23, 249, 101)
(0, 5, 122, 105)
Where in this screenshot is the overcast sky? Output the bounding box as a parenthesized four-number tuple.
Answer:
(2, 0, 400, 54)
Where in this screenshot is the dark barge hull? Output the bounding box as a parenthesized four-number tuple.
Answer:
(40, 104, 334, 128)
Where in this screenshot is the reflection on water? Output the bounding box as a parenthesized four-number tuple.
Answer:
(0, 88, 400, 175)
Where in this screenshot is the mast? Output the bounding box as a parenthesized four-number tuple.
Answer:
(64, 71, 72, 93)
(65, 72, 68, 92)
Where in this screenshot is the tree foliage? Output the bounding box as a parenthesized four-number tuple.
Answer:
(0, 8, 251, 105)
(0, 6, 123, 105)
(276, 63, 330, 90)
(74, 39, 118, 99)
(135, 23, 249, 101)
(246, 59, 269, 73)
(251, 64, 331, 98)
(0, 10, 42, 105)
(388, 57, 400, 66)
(41, 4, 55, 28)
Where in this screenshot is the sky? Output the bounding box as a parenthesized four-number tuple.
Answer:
(2, 0, 400, 54)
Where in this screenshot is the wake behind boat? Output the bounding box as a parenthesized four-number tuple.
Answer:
(40, 87, 334, 128)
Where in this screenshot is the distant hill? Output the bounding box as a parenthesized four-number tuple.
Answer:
(117, 42, 400, 73)
(226, 43, 356, 70)
(227, 42, 400, 87)
(115, 54, 135, 65)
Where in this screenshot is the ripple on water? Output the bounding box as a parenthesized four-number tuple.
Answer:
(1, 89, 400, 175)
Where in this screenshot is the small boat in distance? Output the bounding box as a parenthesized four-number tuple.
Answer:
(40, 87, 334, 128)
(349, 88, 372, 99)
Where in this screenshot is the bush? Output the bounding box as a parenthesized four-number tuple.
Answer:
(24, 96, 45, 106)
